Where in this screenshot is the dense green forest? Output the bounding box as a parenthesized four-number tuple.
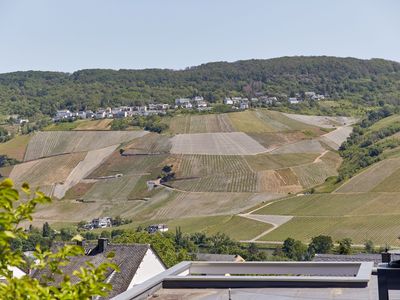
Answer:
(1, 56, 400, 118)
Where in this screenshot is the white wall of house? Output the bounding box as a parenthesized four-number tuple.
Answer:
(128, 249, 166, 289)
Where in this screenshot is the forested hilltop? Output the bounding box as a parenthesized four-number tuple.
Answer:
(1, 56, 400, 117)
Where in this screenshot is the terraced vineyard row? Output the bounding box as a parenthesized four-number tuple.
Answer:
(172, 154, 253, 177)
(172, 171, 258, 192)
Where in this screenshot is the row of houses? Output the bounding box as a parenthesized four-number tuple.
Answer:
(54, 91, 327, 121)
(82, 217, 113, 230)
(54, 104, 171, 121)
(224, 96, 279, 109)
(289, 91, 326, 104)
(175, 96, 209, 110)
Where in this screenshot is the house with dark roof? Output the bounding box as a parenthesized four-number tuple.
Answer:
(32, 238, 166, 299)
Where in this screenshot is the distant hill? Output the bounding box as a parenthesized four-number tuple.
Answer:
(1, 56, 400, 117)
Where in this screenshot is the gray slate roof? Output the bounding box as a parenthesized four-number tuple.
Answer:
(32, 242, 156, 299)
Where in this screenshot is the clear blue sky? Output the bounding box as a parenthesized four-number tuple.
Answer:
(0, 0, 399, 73)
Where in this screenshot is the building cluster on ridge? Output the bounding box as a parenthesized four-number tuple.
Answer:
(53, 91, 326, 122)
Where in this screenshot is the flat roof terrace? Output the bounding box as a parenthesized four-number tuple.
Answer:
(113, 261, 379, 300)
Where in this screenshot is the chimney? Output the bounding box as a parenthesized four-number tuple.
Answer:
(382, 251, 392, 263)
(98, 238, 108, 252)
(76, 238, 86, 248)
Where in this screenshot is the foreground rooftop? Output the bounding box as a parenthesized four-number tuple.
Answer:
(112, 261, 400, 300)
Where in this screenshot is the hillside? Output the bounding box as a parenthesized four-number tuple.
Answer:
(3, 110, 350, 235)
(1, 56, 400, 117)
(7, 109, 400, 246)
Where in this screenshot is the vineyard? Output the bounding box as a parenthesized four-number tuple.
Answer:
(83, 174, 142, 202)
(167, 154, 258, 192)
(257, 169, 302, 193)
(335, 157, 400, 193)
(4, 109, 360, 242)
(9, 152, 86, 188)
(227, 109, 325, 134)
(244, 153, 318, 171)
(170, 132, 267, 155)
(124, 132, 171, 154)
(320, 125, 354, 150)
(24, 131, 147, 161)
(282, 113, 356, 128)
(74, 119, 112, 130)
(292, 152, 341, 188)
(270, 139, 325, 154)
(169, 154, 252, 177)
(228, 110, 277, 133)
(248, 131, 308, 149)
(53, 145, 118, 199)
(260, 215, 400, 245)
(166, 114, 234, 134)
(89, 152, 168, 177)
(255, 110, 324, 132)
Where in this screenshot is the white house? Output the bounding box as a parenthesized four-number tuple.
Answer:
(192, 96, 204, 102)
(289, 97, 299, 104)
(55, 110, 73, 120)
(175, 98, 191, 106)
(95, 110, 106, 119)
(196, 100, 208, 108)
(240, 102, 249, 109)
(77, 111, 87, 119)
(224, 98, 233, 105)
